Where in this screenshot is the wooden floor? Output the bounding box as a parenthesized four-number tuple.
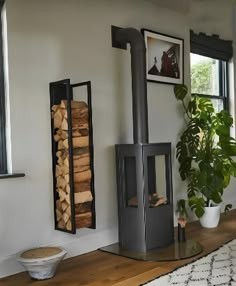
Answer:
(1, 210, 236, 286)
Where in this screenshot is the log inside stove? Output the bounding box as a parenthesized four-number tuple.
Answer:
(128, 194, 167, 208)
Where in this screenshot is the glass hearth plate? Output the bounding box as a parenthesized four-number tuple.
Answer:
(99, 240, 203, 261)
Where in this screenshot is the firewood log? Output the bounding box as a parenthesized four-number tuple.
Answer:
(72, 129, 82, 137)
(60, 100, 87, 109)
(56, 200, 62, 210)
(63, 164, 89, 174)
(58, 140, 65, 151)
(54, 134, 61, 142)
(61, 165, 69, 176)
(78, 128, 89, 136)
(62, 212, 70, 224)
(56, 165, 62, 177)
(73, 156, 90, 167)
(61, 202, 68, 211)
(72, 118, 89, 126)
(66, 184, 70, 193)
(75, 202, 92, 214)
(57, 220, 66, 229)
(63, 136, 89, 149)
(66, 206, 71, 216)
(64, 157, 69, 167)
(73, 147, 89, 156)
(128, 196, 138, 207)
(52, 104, 60, 112)
(61, 118, 68, 130)
(56, 209, 62, 221)
(61, 131, 68, 140)
(65, 194, 70, 204)
(57, 156, 64, 167)
(59, 190, 67, 202)
(66, 220, 72, 231)
(150, 197, 167, 207)
(57, 129, 62, 136)
(74, 123, 88, 130)
(73, 154, 90, 162)
(64, 174, 70, 184)
(75, 212, 92, 228)
(56, 150, 62, 158)
(73, 165, 90, 173)
(64, 107, 88, 120)
(74, 191, 93, 204)
(73, 170, 91, 183)
(53, 109, 63, 129)
(57, 177, 67, 189)
(74, 180, 91, 193)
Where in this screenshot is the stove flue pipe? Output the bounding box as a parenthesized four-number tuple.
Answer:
(114, 27, 149, 144)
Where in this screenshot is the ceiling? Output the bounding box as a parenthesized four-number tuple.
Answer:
(145, 0, 190, 13)
(145, 0, 232, 14)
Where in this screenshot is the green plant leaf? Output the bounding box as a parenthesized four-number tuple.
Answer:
(188, 196, 205, 218)
(174, 84, 236, 216)
(224, 204, 232, 214)
(174, 84, 188, 100)
(176, 199, 188, 218)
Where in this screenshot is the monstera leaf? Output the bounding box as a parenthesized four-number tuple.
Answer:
(188, 196, 205, 218)
(174, 84, 188, 100)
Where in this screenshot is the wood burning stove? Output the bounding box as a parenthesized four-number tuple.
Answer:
(111, 26, 174, 252)
(116, 143, 174, 252)
(100, 26, 203, 260)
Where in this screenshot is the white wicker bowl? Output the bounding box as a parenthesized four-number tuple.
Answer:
(17, 247, 67, 280)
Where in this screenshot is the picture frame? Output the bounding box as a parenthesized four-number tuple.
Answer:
(142, 29, 184, 85)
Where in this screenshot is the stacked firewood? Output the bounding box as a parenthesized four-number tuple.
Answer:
(52, 100, 93, 231)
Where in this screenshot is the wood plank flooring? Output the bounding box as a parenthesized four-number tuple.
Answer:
(1, 209, 236, 286)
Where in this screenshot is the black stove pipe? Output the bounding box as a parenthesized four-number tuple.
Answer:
(115, 28, 149, 144)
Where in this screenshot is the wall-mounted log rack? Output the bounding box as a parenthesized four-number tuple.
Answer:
(49, 79, 95, 234)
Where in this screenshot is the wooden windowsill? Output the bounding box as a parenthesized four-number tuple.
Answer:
(0, 173, 25, 179)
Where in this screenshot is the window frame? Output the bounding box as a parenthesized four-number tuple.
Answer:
(190, 55, 229, 112)
(0, 0, 7, 174)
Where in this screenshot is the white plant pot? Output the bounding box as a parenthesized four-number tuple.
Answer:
(17, 247, 67, 280)
(199, 205, 221, 228)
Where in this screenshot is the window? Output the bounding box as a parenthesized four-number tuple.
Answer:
(0, 0, 6, 174)
(190, 30, 232, 112)
(190, 53, 229, 112)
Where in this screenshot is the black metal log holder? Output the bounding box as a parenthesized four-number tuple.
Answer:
(49, 79, 96, 234)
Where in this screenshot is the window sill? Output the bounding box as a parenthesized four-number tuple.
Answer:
(0, 173, 25, 179)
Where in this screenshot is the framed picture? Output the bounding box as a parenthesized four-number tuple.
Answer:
(142, 29, 184, 84)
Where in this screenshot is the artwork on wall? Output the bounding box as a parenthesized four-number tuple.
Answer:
(142, 29, 184, 84)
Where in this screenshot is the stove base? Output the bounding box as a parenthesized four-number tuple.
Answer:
(99, 240, 203, 261)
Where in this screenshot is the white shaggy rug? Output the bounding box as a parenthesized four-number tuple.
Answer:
(143, 239, 236, 286)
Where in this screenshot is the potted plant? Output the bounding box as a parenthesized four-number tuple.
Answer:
(174, 84, 236, 228)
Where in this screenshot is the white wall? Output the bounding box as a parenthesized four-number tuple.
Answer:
(0, 0, 235, 278)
